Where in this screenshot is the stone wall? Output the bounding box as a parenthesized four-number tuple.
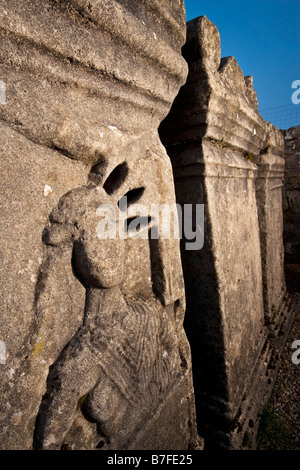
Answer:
(0, 0, 201, 450)
(160, 16, 294, 449)
(0, 2, 295, 452)
(282, 126, 300, 268)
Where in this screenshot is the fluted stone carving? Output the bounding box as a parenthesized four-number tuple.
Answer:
(0, 0, 200, 450)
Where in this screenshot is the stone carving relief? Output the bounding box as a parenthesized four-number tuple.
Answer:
(32, 160, 186, 450)
(0, 0, 200, 450)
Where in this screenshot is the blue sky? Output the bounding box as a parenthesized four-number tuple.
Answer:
(185, 0, 300, 129)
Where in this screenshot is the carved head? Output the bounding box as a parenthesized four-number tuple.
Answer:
(71, 161, 147, 290)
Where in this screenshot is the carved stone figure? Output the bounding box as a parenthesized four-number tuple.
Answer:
(0, 0, 200, 450)
(33, 167, 183, 450)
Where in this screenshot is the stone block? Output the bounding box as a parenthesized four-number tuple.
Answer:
(0, 0, 201, 450)
(282, 126, 300, 266)
(160, 15, 290, 449)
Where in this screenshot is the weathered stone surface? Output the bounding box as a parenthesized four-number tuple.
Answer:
(282, 126, 300, 265)
(160, 15, 291, 449)
(0, 0, 201, 450)
(252, 123, 286, 322)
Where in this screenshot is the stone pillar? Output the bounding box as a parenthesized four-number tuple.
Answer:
(160, 16, 290, 449)
(0, 0, 201, 450)
(282, 126, 300, 270)
(252, 124, 286, 322)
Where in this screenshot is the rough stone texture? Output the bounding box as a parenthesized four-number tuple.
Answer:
(252, 124, 286, 322)
(160, 15, 292, 449)
(0, 0, 201, 450)
(270, 294, 300, 450)
(282, 126, 300, 266)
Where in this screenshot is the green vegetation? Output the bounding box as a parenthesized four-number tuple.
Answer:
(244, 153, 254, 161)
(257, 402, 291, 450)
(77, 393, 89, 410)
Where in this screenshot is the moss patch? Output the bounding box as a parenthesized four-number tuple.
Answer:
(257, 402, 292, 450)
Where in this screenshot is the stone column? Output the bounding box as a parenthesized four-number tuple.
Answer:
(160, 16, 290, 449)
(282, 126, 300, 270)
(252, 124, 286, 323)
(0, 0, 201, 450)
